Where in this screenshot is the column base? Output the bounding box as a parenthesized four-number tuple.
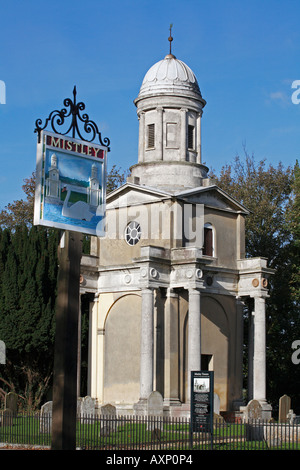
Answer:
(163, 398, 182, 415)
(163, 398, 182, 407)
(167, 402, 191, 418)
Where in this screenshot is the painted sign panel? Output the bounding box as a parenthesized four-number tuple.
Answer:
(34, 131, 107, 236)
(190, 371, 214, 432)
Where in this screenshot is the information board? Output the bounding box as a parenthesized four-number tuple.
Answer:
(190, 370, 214, 433)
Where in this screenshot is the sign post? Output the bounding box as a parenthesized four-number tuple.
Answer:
(34, 88, 109, 450)
(51, 231, 82, 450)
(190, 371, 214, 449)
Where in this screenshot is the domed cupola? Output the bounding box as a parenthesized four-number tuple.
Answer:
(136, 53, 205, 104)
(129, 30, 209, 192)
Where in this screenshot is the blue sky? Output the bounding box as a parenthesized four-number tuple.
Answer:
(1, 0, 300, 210)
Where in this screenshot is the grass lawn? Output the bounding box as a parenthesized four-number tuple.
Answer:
(1, 415, 299, 450)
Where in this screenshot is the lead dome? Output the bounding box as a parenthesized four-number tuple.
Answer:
(135, 53, 205, 104)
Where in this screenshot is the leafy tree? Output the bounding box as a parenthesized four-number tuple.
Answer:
(0, 226, 59, 409)
(211, 150, 292, 261)
(106, 164, 129, 193)
(285, 161, 300, 304)
(0, 174, 35, 229)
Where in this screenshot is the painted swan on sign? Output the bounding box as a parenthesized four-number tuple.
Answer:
(62, 187, 94, 221)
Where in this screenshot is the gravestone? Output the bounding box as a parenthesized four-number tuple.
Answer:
(279, 394, 291, 423)
(40, 401, 53, 434)
(5, 392, 18, 416)
(213, 393, 224, 424)
(147, 391, 164, 434)
(245, 400, 263, 441)
(100, 404, 118, 436)
(246, 399, 262, 421)
(214, 393, 220, 415)
(80, 396, 95, 424)
(287, 409, 296, 424)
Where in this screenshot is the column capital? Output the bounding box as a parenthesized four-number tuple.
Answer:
(140, 286, 155, 295)
(188, 286, 202, 296)
(166, 287, 178, 298)
(137, 110, 145, 119)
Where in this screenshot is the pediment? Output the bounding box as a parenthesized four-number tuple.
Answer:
(106, 182, 249, 215)
(175, 185, 249, 214)
(106, 183, 172, 209)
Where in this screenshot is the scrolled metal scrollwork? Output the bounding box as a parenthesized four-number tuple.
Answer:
(34, 86, 110, 150)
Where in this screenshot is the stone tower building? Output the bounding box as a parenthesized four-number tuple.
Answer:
(80, 45, 273, 418)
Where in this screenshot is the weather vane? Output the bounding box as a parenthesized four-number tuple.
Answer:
(168, 24, 173, 55)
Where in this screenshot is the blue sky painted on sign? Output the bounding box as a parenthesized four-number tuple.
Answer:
(46, 150, 102, 184)
(1, 0, 300, 210)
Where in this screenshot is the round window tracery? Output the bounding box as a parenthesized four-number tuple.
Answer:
(125, 221, 141, 246)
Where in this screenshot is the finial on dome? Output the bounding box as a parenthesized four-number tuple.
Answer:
(168, 24, 173, 54)
(165, 23, 176, 59)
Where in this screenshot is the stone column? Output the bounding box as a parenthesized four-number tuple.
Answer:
(138, 111, 145, 163)
(157, 107, 164, 160)
(187, 287, 201, 399)
(196, 112, 201, 164)
(164, 288, 180, 407)
(253, 296, 267, 403)
(232, 298, 245, 410)
(87, 294, 99, 399)
(248, 306, 254, 401)
(139, 287, 154, 401)
(180, 108, 187, 161)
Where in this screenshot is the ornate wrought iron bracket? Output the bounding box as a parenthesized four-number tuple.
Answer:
(34, 86, 110, 151)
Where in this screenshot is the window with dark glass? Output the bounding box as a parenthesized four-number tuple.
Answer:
(203, 224, 213, 256)
(147, 123, 155, 148)
(188, 125, 194, 150)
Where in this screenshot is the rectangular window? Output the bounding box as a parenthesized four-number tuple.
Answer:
(188, 125, 194, 150)
(203, 226, 213, 256)
(147, 123, 155, 148)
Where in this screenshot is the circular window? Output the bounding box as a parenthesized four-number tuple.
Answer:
(125, 221, 141, 246)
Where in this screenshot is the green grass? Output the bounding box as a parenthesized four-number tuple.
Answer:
(1, 416, 300, 450)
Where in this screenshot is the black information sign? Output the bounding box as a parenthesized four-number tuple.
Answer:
(190, 371, 214, 433)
